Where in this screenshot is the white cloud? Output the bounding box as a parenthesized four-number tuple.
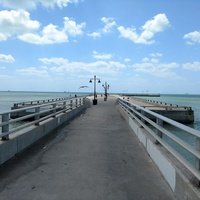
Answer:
(133, 56, 179, 78)
(101, 17, 117, 33)
(0, 10, 40, 41)
(183, 31, 200, 45)
(0, 0, 80, 9)
(41, 0, 80, 8)
(64, 17, 85, 36)
(0, 9, 85, 44)
(87, 32, 101, 39)
(39, 57, 125, 74)
(88, 17, 116, 39)
(92, 51, 112, 60)
(140, 53, 162, 63)
(118, 26, 138, 42)
(18, 24, 69, 44)
(124, 58, 131, 62)
(142, 13, 169, 33)
(183, 62, 200, 71)
(0, 74, 12, 79)
(18, 17, 85, 44)
(39, 57, 67, 65)
(150, 53, 163, 57)
(141, 57, 160, 63)
(118, 13, 170, 44)
(0, 33, 7, 41)
(0, 54, 15, 63)
(17, 67, 49, 77)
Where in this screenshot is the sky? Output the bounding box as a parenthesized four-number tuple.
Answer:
(0, 0, 200, 94)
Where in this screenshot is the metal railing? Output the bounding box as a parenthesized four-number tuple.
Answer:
(118, 97, 200, 181)
(0, 97, 86, 140)
(12, 97, 70, 109)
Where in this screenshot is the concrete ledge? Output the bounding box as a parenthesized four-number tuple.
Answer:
(0, 136, 18, 164)
(146, 136, 176, 191)
(0, 101, 89, 165)
(117, 104, 200, 200)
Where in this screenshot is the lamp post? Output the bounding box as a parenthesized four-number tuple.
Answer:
(102, 82, 109, 101)
(89, 75, 101, 105)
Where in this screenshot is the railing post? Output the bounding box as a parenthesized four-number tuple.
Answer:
(70, 100, 73, 110)
(2, 113, 9, 140)
(35, 107, 40, 126)
(79, 98, 81, 106)
(63, 101, 67, 112)
(141, 110, 145, 126)
(156, 118, 163, 143)
(76, 99, 78, 107)
(82, 98, 85, 105)
(53, 103, 56, 117)
(195, 138, 200, 171)
(13, 103, 18, 109)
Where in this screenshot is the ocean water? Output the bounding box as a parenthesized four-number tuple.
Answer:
(0, 91, 89, 113)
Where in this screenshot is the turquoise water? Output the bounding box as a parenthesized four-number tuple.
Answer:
(0, 91, 89, 113)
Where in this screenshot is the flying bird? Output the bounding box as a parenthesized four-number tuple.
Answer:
(79, 86, 89, 89)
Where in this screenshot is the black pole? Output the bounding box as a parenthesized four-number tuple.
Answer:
(94, 75, 96, 100)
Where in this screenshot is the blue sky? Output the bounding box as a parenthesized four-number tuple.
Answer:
(0, 0, 200, 94)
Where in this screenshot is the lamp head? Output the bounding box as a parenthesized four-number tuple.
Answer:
(98, 80, 101, 83)
(89, 79, 92, 83)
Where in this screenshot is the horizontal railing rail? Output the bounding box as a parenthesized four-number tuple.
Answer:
(118, 97, 200, 181)
(0, 97, 86, 140)
(12, 95, 88, 109)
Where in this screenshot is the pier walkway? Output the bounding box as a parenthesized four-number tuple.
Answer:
(0, 96, 175, 200)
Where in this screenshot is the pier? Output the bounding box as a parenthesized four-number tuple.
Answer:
(0, 96, 200, 199)
(122, 93, 160, 97)
(125, 96, 194, 124)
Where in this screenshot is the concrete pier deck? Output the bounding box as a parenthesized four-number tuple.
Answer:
(0, 96, 176, 200)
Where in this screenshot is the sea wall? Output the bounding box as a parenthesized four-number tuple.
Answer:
(152, 109, 194, 124)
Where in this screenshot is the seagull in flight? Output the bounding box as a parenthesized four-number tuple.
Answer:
(79, 86, 89, 89)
